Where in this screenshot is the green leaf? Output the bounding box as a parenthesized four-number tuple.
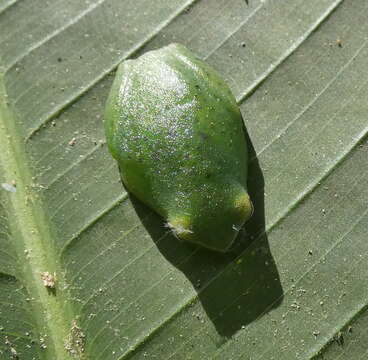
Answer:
(0, 0, 367, 359)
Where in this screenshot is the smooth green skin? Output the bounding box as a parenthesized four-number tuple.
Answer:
(104, 43, 252, 252)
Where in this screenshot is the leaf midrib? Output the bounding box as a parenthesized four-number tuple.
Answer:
(0, 75, 75, 359)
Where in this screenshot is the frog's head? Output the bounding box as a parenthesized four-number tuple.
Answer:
(167, 182, 253, 252)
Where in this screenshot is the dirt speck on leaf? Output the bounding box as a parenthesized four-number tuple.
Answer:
(64, 320, 85, 357)
(41, 272, 56, 289)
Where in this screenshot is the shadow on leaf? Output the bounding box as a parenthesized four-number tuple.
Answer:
(129, 127, 283, 338)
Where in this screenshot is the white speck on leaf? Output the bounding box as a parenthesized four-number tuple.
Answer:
(1, 183, 16, 193)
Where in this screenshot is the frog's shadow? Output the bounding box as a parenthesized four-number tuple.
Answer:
(128, 128, 283, 338)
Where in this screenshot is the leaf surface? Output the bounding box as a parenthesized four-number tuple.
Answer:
(0, 0, 367, 359)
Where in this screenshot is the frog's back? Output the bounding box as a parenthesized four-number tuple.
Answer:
(104, 44, 252, 252)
